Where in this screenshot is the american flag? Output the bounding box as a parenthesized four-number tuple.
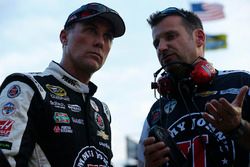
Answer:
(191, 3, 225, 21)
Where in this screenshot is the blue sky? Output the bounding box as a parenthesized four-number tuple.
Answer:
(1, 0, 250, 166)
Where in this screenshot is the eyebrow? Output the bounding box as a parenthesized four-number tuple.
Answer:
(81, 21, 114, 35)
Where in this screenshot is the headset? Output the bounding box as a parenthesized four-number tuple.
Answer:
(150, 57, 235, 166)
(151, 57, 216, 98)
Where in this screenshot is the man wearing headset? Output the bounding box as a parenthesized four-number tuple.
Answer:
(0, 2, 125, 167)
(137, 7, 250, 167)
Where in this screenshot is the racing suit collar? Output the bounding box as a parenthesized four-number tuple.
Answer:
(44, 61, 97, 96)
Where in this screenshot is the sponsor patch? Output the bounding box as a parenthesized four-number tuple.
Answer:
(7, 85, 21, 98)
(164, 100, 177, 114)
(196, 91, 217, 97)
(73, 146, 109, 167)
(99, 141, 111, 150)
(50, 93, 70, 101)
(2, 102, 16, 116)
(53, 125, 61, 133)
(50, 100, 66, 109)
(71, 117, 84, 125)
(54, 112, 70, 124)
(46, 84, 70, 101)
(61, 126, 73, 133)
(95, 112, 104, 130)
(68, 104, 81, 113)
(62, 75, 77, 86)
(0, 119, 15, 137)
(150, 109, 161, 125)
(90, 100, 99, 112)
(0, 141, 12, 150)
(167, 113, 235, 165)
(53, 125, 73, 134)
(97, 130, 109, 140)
(46, 84, 67, 97)
(220, 88, 240, 95)
(102, 102, 111, 122)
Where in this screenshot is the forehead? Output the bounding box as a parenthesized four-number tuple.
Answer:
(152, 15, 184, 38)
(78, 17, 114, 31)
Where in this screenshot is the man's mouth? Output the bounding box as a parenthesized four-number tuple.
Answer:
(160, 53, 175, 65)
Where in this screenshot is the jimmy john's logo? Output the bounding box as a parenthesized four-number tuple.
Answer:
(167, 113, 235, 165)
(73, 146, 109, 167)
(46, 84, 70, 101)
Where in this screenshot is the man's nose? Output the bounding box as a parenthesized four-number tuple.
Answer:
(157, 39, 169, 53)
(94, 34, 105, 48)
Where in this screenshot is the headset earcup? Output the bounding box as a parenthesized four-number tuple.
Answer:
(157, 75, 175, 96)
(190, 60, 216, 85)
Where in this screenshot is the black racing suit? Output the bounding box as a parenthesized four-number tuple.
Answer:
(0, 61, 113, 167)
(137, 70, 250, 167)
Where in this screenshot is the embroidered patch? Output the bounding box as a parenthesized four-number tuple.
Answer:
(95, 112, 104, 130)
(90, 100, 99, 112)
(73, 146, 109, 167)
(150, 109, 161, 125)
(97, 130, 109, 140)
(0, 119, 15, 137)
(7, 85, 21, 98)
(54, 112, 70, 124)
(2, 102, 17, 116)
(68, 104, 81, 112)
(164, 99, 177, 114)
(46, 84, 67, 97)
(0, 141, 12, 150)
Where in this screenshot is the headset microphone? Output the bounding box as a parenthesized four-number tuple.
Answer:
(151, 57, 216, 97)
(151, 63, 168, 91)
(151, 62, 189, 90)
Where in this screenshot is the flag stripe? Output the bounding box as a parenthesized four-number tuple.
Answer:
(205, 34, 227, 50)
(191, 3, 225, 21)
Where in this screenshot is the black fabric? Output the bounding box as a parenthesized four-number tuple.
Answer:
(0, 149, 11, 167)
(147, 70, 250, 167)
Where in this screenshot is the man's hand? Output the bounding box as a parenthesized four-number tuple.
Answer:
(203, 85, 249, 133)
(144, 136, 170, 167)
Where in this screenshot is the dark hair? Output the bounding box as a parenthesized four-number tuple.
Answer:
(147, 8, 203, 34)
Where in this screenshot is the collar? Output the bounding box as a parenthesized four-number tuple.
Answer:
(44, 61, 97, 96)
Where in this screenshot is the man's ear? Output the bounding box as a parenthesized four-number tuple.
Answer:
(60, 30, 68, 46)
(195, 29, 205, 47)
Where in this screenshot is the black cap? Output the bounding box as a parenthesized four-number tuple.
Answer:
(64, 2, 125, 37)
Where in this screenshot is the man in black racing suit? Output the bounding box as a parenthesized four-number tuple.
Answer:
(0, 2, 125, 167)
(138, 69, 250, 167)
(137, 7, 250, 167)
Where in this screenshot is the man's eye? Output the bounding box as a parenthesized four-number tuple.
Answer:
(84, 27, 97, 34)
(90, 28, 97, 33)
(104, 33, 114, 41)
(166, 34, 176, 41)
(153, 40, 159, 49)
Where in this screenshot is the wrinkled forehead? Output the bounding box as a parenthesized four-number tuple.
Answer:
(152, 16, 183, 39)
